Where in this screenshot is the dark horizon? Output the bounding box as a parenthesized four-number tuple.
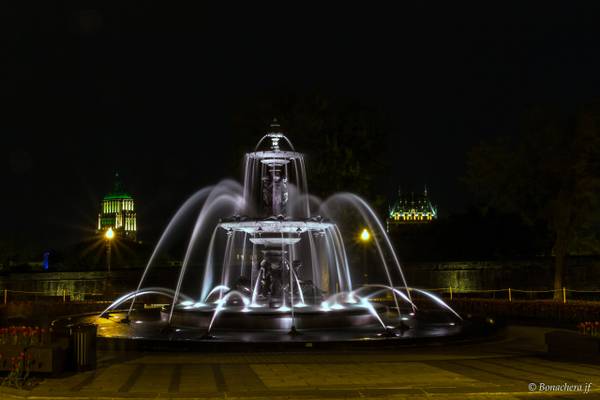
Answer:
(4, 4, 600, 251)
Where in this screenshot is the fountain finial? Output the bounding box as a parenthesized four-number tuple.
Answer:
(268, 118, 284, 150)
(254, 119, 295, 151)
(270, 118, 281, 131)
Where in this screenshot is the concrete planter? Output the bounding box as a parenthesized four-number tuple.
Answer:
(545, 330, 600, 360)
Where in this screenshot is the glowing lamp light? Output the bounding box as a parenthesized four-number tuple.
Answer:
(105, 227, 115, 240)
(360, 228, 370, 242)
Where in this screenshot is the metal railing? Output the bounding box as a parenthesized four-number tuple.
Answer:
(3, 287, 600, 305)
(1, 289, 112, 304)
(412, 287, 600, 303)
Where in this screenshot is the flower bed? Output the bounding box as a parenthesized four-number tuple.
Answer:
(0, 326, 66, 380)
(577, 321, 600, 336)
(1, 351, 36, 389)
(0, 326, 50, 346)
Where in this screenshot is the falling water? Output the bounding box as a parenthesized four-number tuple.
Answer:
(208, 291, 250, 332)
(126, 187, 215, 317)
(110, 121, 460, 337)
(168, 189, 243, 324)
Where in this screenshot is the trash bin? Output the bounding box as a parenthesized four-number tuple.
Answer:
(72, 323, 97, 371)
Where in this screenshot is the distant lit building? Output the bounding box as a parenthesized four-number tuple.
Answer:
(387, 186, 437, 231)
(97, 173, 137, 240)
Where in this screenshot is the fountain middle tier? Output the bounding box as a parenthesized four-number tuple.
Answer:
(219, 217, 333, 244)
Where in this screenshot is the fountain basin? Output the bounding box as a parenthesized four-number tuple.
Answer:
(164, 303, 386, 330)
(52, 308, 488, 352)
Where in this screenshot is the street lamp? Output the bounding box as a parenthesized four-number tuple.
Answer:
(105, 227, 114, 278)
(360, 228, 371, 242)
(359, 228, 371, 284)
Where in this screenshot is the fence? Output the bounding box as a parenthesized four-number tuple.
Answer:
(1, 289, 114, 304)
(412, 287, 600, 303)
(3, 287, 600, 305)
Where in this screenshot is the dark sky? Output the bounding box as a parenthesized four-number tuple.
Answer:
(3, 4, 600, 251)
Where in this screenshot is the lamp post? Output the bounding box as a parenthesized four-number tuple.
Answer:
(359, 228, 371, 284)
(105, 228, 114, 294)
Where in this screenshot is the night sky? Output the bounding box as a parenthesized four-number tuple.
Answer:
(3, 4, 600, 251)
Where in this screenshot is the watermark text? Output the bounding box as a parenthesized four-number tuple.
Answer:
(529, 382, 592, 394)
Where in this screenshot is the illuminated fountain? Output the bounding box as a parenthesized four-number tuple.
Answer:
(96, 120, 461, 341)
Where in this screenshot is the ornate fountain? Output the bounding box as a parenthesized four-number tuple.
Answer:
(97, 120, 461, 342)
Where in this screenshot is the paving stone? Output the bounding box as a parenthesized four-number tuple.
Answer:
(78, 363, 138, 392)
(128, 364, 171, 392)
(178, 364, 218, 393)
(4, 326, 600, 399)
(252, 362, 477, 389)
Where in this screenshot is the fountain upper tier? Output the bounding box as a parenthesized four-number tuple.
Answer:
(248, 122, 303, 166)
(243, 120, 310, 218)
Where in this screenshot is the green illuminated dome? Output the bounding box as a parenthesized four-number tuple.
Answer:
(98, 172, 137, 240)
(103, 172, 133, 200)
(103, 193, 133, 200)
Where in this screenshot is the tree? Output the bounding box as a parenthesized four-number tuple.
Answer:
(464, 104, 600, 299)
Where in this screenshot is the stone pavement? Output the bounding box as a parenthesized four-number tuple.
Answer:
(2, 326, 600, 399)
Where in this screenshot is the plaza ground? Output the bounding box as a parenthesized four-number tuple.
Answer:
(1, 325, 599, 399)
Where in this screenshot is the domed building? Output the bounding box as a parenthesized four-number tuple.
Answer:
(97, 173, 137, 241)
(387, 186, 437, 231)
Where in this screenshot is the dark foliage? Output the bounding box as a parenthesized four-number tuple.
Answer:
(464, 103, 600, 295)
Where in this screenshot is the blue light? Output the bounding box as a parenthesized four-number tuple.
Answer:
(42, 252, 50, 271)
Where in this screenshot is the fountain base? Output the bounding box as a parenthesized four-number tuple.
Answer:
(164, 303, 386, 330)
(51, 309, 485, 351)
